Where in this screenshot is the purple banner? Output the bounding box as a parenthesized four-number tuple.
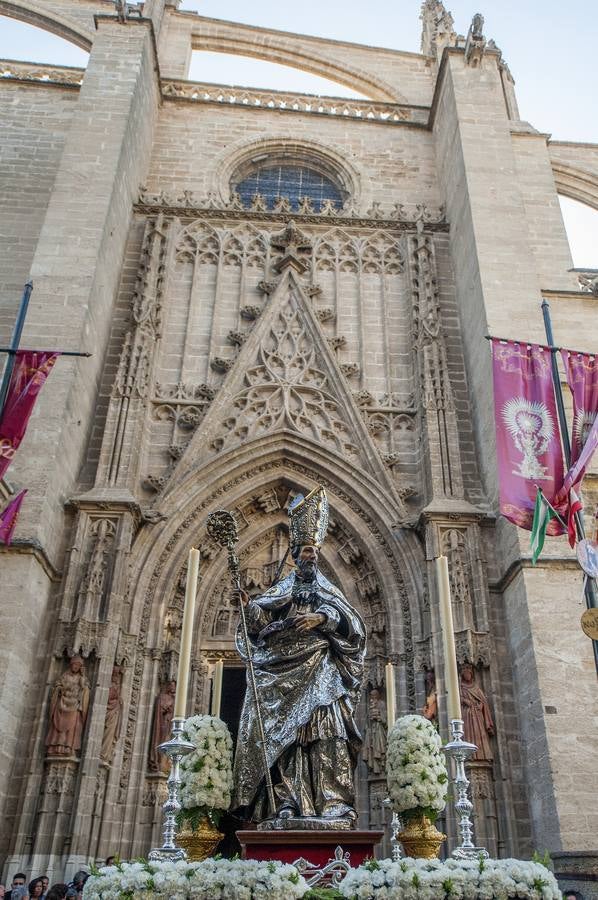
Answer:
(0, 350, 60, 480)
(561, 349, 598, 463)
(491, 339, 565, 533)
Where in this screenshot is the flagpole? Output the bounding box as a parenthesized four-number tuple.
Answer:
(0, 281, 33, 418)
(541, 299, 598, 675)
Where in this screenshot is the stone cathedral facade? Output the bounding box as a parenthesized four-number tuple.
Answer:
(1, 0, 597, 884)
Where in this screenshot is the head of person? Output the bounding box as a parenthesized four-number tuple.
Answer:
(71, 874, 87, 892)
(11, 877, 26, 891)
(104, 857, 116, 867)
(28, 880, 43, 899)
(40, 878, 49, 894)
(45, 886, 67, 900)
(292, 544, 319, 580)
(564, 892, 584, 900)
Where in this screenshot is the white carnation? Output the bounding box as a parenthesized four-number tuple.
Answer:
(386, 715, 448, 817)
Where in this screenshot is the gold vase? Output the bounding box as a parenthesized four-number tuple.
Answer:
(177, 816, 224, 862)
(398, 813, 446, 859)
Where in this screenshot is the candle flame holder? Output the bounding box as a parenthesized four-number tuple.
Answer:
(444, 718, 489, 860)
(148, 717, 195, 862)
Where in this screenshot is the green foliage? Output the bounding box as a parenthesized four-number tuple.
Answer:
(532, 849, 554, 871)
(175, 806, 223, 831)
(303, 888, 344, 900)
(362, 858, 381, 872)
(401, 806, 439, 824)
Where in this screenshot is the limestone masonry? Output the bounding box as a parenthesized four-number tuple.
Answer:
(0, 0, 597, 890)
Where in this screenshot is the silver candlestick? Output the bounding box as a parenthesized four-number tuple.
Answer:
(383, 798, 403, 861)
(148, 717, 195, 862)
(444, 718, 489, 860)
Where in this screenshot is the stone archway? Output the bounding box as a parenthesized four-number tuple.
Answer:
(113, 438, 426, 855)
(0, 0, 94, 50)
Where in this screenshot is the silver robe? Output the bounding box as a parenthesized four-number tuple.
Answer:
(233, 570, 366, 813)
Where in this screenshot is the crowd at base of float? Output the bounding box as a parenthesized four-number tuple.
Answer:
(82, 856, 562, 900)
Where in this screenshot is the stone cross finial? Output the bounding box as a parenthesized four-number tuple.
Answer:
(271, 220, 313, 274)
(420, 0, 457, 59)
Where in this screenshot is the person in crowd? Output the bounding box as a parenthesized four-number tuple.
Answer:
(45, 886, 67, 900)
(39, 879, 48, 900)
(66, 872, 87, 900)
(28, 881, 43, 900)
(11, 887, 29, 900)
(564, 892, 584, 900)
(104, 857, 116, 867)
(5, 874, 27, 900)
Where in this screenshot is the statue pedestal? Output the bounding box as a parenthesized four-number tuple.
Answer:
(236, 828, 384, 868)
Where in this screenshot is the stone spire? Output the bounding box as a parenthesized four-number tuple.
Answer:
(420, 0, 457, 60)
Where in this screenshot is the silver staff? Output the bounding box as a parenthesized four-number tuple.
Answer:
(206, 509, 276, 817)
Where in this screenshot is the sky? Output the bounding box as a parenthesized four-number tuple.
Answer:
(0, 0, 597, 265)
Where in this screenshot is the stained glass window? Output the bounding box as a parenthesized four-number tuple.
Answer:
(235, 164, 343, 212)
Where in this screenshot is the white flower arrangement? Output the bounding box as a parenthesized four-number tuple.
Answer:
(178, 714, 234, 828)
(84, 858, 309, 900)
(339, 857, 562, 899)
(386, 714, 448, 821)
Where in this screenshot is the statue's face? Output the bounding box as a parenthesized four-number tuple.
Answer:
(297, 545, 318, 579)
(70, 656, 83, 673)
(461, 664, 474, 683)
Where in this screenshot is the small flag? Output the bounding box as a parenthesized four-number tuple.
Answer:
(0, 489, 27, 545)
(530, 489, 560, 565)
(566, 486, 583, 549)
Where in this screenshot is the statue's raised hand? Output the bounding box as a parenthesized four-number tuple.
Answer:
(232, 588, 250, 607)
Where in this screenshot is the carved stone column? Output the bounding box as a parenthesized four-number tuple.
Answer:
(408, 221, 465, 503)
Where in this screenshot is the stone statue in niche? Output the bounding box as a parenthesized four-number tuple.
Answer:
(459, 662, 494, 762)
(421, 669, 438, 723)
(100, 666, 123, 764)
(148, 679, 176, 774)
(45, 655, 91, 758)
(363, 687, 387, 776)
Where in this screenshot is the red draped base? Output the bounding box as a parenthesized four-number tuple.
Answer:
(236, 828, 384, 868)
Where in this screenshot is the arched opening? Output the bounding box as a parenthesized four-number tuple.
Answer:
(0, 15, 89, 67)
(559, 195, 598, 269)
(188, 50, 371, 99)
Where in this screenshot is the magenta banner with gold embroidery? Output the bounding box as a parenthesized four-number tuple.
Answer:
(491, 339, 565, 533)
(561, 349, 598, 464)
(0, 350, 60, 480)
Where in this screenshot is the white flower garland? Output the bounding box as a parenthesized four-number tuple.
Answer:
(179, 715, 233, 818)
(84, 859, 308, 900)
(339, 857, 562, 899)
(83, 857, 561, 900)
(386, 714, 448, 818)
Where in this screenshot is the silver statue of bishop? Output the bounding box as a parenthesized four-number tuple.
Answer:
(233, 487, 366, 827)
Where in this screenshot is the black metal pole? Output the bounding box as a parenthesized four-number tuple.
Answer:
(541, 299, 598, 675)
(0, 281, 33, 418)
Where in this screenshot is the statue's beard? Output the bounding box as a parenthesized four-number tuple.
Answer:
(297, 558, 317, 581)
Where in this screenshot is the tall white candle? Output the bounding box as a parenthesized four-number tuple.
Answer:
(436, 555, 462, 722)
(174, 547, 200, 719)
(211, 660, 223, 717)
(385, 661, 396, 729)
